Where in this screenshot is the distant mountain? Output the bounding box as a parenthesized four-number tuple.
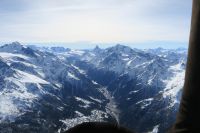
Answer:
(0, 43, 187, 133)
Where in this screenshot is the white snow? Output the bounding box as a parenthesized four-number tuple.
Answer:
(19, 61, 38, 68)
(67, 72, 80, 80)
(0, 95, 20, 122)
(121, 54, 129, 57)
(37, 69, 46, 78)
(122, 58, 130, 61)
(1, 68, 50, 119)
(71, 64, 86, 74)
(149, 125, 159, 133)
(57, 107, 64, 111)
(14, 69, 49, 84)
(59, 50, 85, 57)
(126, 60, 133, 66)
(75, 111, 84, 117)
(55, 83, 62, 88)
(75, 97, 92, 108)
(0, 52, 29, 61)
(5, 77, 38, 100)
(129, 90, 139, 94)
(148, 74, 157, 85)
(68, 50, 85, 56)
(134, 60, 154, 69)
(9, 60, 38, 69)
(127, 98, 131, 100)
(75, 97, 91, 105)
(162, 63, 185, 107)
(89, 96, 102, 103)
(136, 98, 154, 109)
(92, 80, 98, 85)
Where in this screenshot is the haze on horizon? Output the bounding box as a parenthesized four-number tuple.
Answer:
(0, 0, 192, 49)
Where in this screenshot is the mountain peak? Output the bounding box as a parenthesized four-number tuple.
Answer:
(0, 42, 38, 57)
(11, 41, 21, 45)
(107, 44, 133, 54)
(94, 45, 100, 49)
(93, 45, 101, 53)
(0, 42, 24, 50)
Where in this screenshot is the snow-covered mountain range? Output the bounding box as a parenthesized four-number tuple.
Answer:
(0, 42, 187, 133)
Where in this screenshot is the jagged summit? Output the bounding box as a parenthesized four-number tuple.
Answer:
(93, 45, 101, 53)
(0, 42, 38, 57)
(0, 42, 24, 51)
(94, 45, 100, 50)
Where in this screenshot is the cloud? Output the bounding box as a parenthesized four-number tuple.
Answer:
(0, 0, 192, 45)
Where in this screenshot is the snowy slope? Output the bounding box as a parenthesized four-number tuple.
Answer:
(0, 43, 187, 133)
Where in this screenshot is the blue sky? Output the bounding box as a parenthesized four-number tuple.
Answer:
(0, 0, 192, 49)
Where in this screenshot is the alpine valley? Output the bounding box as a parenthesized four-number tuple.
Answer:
(0, 42, 187, 133)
